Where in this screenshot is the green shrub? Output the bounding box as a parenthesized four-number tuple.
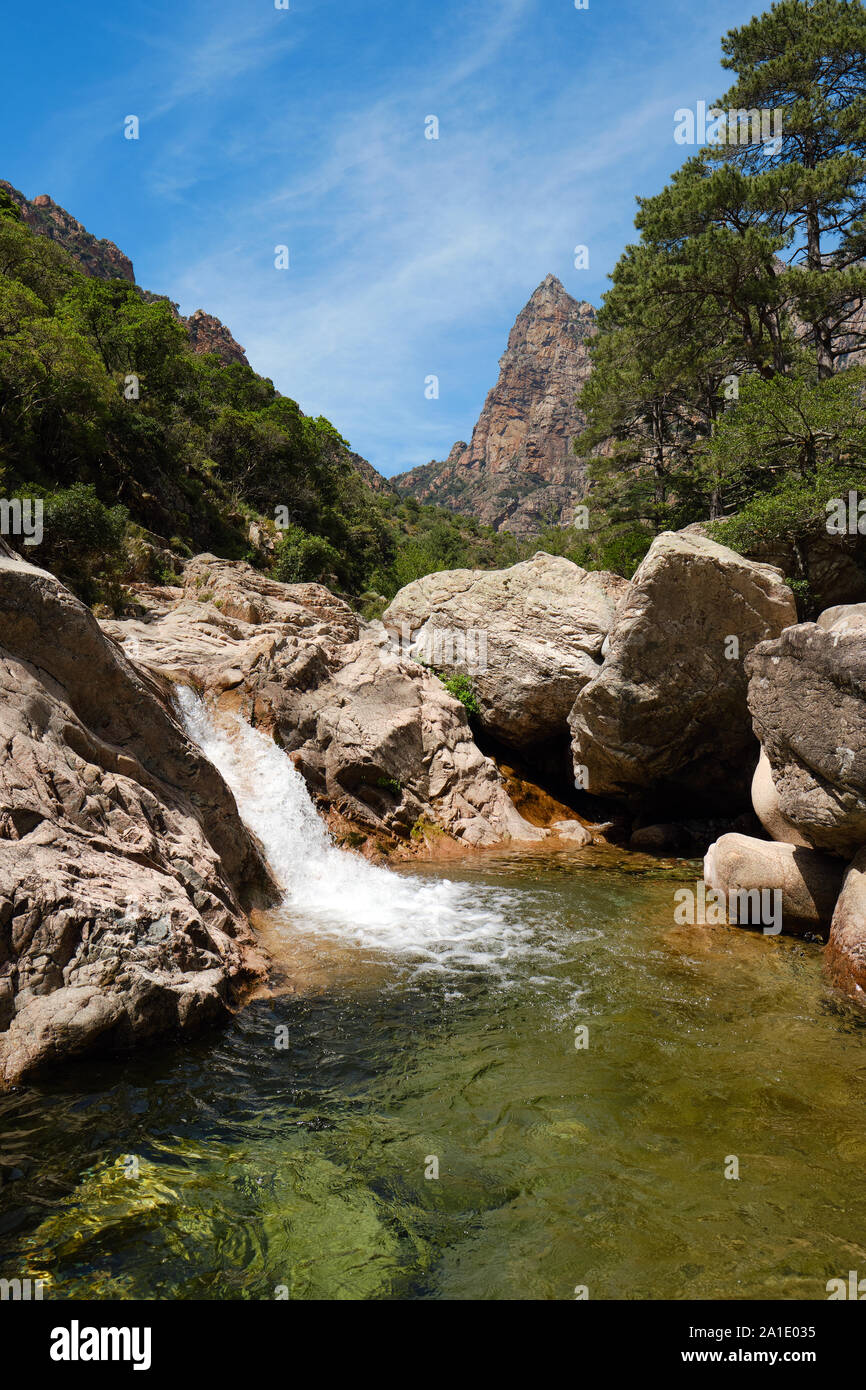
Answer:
(376, 775, 402, 795)
(439, 672, 480, 716)
(274, 525, 341, 584)
(29, 482, 128, 608)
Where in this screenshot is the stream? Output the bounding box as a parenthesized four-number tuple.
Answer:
(1, 693, 865, 1300)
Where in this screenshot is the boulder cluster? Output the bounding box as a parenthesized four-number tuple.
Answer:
(4, 522, 865, 1083)
(387, 530, 866, 1002)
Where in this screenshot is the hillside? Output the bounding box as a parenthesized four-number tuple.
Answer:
(0, 180, 263, 372)
(0, 181, 541, 607)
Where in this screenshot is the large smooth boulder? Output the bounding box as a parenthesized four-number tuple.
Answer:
(568, 531, 797, 812)
(747, 604, 866, 857)
(382, 553, 628, 747)
(0, 552, 275, 1086)
(703, 833, 845, 934)
(107, 558, 542, 849)
(685, 513, 866, 612)
(827, 850, 866, 997)
(751, 749, 810, 847)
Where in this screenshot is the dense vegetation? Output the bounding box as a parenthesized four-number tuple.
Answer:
(574, 0, 866, 597)
(0, 186, 536, 610)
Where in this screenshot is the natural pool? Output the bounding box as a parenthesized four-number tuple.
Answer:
(2, 698, 865, 1301)
(2, 839, 865, 1301)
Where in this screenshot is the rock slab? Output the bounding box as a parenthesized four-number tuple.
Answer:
(569, 531, 797, 812)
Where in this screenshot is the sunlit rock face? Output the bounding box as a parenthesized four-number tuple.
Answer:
(384, 552, 628, 748)
(0, 546, 274, 1087)
(568, 531, 798, 815)
(394, 275, 596, 534)
(747, 603, 866, 858)
(105, 555, 542, 850)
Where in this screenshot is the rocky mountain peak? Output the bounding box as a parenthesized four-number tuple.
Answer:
(2, 180, 255, 369)
(533, 271, 566, 294)
(394, 276, 597, 534)
(183, 309, 249, 367)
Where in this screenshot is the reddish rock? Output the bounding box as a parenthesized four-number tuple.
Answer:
(827, 850, 866, 997)
(182, 309, 249, 367)
(1, 180, 135, 281)
(394, 274, 596, 533)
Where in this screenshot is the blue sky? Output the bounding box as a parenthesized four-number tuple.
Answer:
(4, 0, 764, 476)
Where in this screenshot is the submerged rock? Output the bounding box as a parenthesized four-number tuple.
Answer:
(0, 549, 274, 1086)
(21, 1146, 420, 1300)
(383, 553, 628, 748)
(569, 531, 797, 814)
(703, 833, 845, 935)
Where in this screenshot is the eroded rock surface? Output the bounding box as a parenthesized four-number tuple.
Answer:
(747, 604, 866, 857)
(568, 532, 797, 813)
(383, 553, 628, 748)
(106, 557, 541, 850)
(0, 551, 274, 1085)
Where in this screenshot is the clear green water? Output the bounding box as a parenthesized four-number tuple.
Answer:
(2, 845, 865, 1301)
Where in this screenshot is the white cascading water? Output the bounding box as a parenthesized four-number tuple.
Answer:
(175, 687, 532, 976)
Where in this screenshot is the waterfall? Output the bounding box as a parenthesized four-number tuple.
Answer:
(174, 687, 531, 976)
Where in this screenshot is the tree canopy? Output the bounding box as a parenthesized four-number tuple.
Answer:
(577, 0, 866, 584)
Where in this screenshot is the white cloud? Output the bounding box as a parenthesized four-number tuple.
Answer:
(165, 21, 701, 474)
(30, 0, 749, 476)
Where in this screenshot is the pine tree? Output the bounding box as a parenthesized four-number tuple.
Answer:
(708, 0, 866, 376)
(578, 0, 866, 565)
(634, 156, 797, 379)
(576, 241, 743, 534)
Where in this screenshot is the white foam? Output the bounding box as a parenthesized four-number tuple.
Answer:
(175, 687, 530, 976)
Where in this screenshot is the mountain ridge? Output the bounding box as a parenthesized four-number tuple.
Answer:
(0, 178, 395, 494)
(1, 178, 252, 369)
